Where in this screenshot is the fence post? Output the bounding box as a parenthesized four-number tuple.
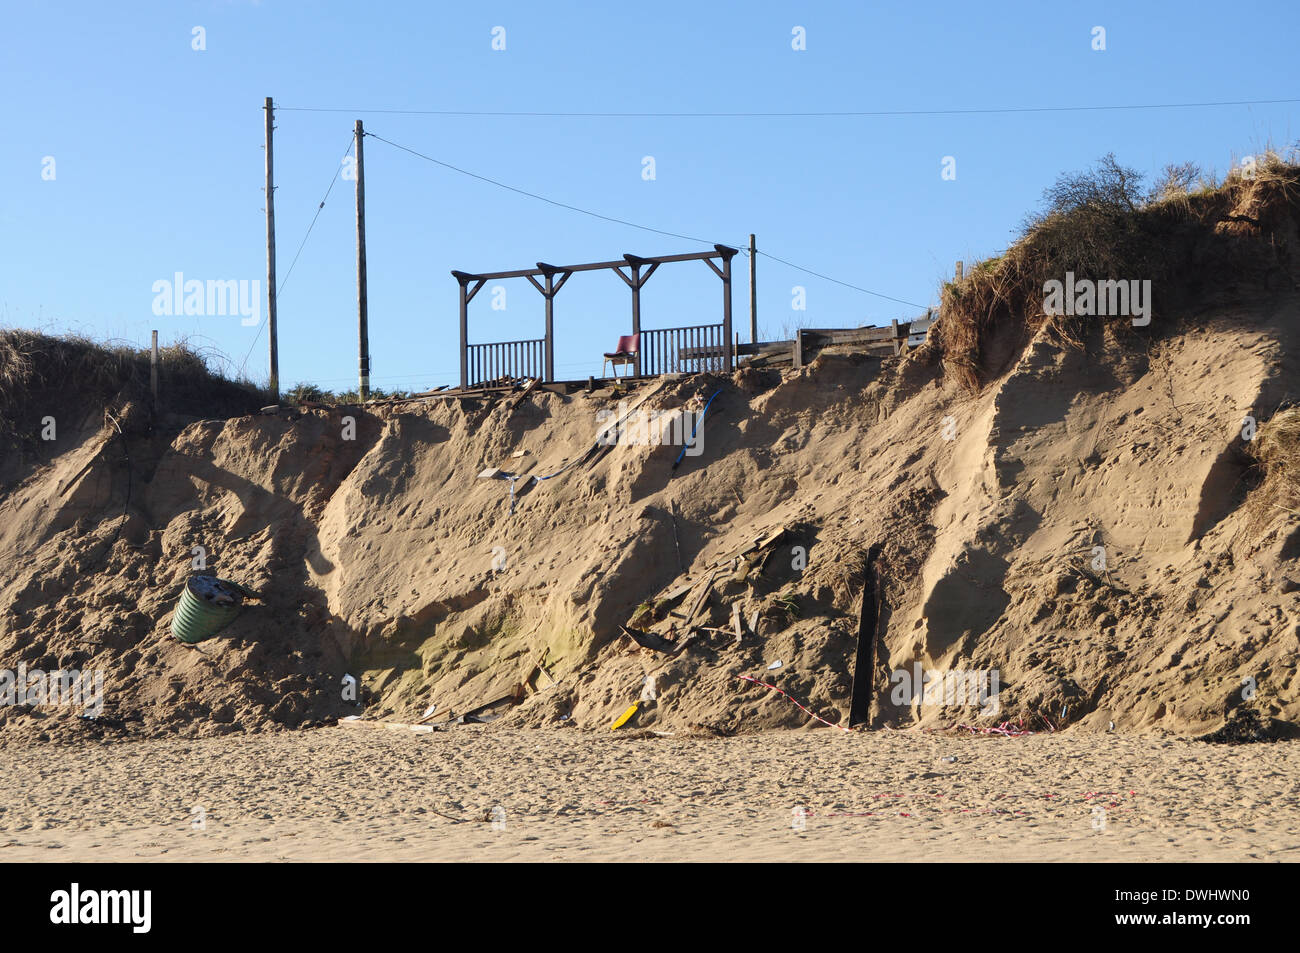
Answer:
(955, 260, 964, 282)
(150, 330, 159, 405)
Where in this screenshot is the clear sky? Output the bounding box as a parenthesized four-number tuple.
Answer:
(2, 0, 1297, 393)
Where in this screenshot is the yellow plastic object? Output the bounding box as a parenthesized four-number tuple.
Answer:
(610, 703, 639, 730)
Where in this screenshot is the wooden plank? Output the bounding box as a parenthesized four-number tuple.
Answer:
(338, 717, 440, 734)
(659, 580, 694, 602)
(506, 376, 541, 410)
(683, 569, 720, 624)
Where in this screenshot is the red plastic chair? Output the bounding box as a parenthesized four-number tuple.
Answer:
(602, 333, 640, 378)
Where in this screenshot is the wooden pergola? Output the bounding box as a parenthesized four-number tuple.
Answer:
(451, 244, 738, 388)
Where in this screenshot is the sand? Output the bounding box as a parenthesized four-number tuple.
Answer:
(3, 726, 1298, 862)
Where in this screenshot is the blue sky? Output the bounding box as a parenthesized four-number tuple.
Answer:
(2, 0, 1297, 393)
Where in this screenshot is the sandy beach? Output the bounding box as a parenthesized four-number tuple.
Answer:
(3, 726, 1298, 862)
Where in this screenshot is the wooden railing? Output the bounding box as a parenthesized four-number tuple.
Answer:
(467, 338, 545, 386)
(640, 323, 726, 376)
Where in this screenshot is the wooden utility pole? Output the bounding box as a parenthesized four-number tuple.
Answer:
(748, 233, 757, 344)
(355, 119, 370, 399)
(264, 97, 279, 401)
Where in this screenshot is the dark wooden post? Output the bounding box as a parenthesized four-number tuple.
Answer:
(543, 271, 555, 383)
(629, 263, 641, 377)
(702, 246, 739, 373)
(720, 248, 734, 372)
(457, 279, 468, 389)
(848, 545, 884, 728)
(451, 271, 486, 389)
(150, 330, 159, 405)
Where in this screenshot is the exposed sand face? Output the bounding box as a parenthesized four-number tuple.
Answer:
(3, 727, 1299, 862)
(6, 293, 1300, 744)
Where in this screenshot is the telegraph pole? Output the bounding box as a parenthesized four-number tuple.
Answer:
(355, 119, 370, 399)
(264, 97, 279, 401)
(748, 233, 758, 344)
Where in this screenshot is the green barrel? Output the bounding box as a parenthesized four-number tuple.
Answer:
(171, 576, 259, 644)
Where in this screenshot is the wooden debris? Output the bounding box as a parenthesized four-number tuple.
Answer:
(714, 525, 789, 568)
(506, 376, 541, 411)
(682, 568, 721, 624)
(670, 499, 683, 574)
(338, 717, 443, 734)
(620, 624, 677, 655)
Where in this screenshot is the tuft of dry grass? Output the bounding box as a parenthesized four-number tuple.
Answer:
(1248, 407, 1300, 523)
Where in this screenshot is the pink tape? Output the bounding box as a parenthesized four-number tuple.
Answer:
(736, 674, 851, 732)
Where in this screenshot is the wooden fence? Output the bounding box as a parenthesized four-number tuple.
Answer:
(467, 338, 546, 386)
(641, 323, 726, 376)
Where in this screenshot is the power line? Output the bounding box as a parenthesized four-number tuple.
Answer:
(241, 133, 355, 376)
(755, 251, 926, 309)
(364, 131, 718, 245)
(278, 96, 1300, 119)
(364, 130, 923, 308)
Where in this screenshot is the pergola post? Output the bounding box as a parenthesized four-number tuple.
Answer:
(620, 254, 659, 379)
(629, 264, 641, 377)
(457, 279, 468, 389)
(451, 270, 486, 389)
(529, 264, 572, 384)
(543, 272, 555, 383)
(721, 248, 734, 372)
(704, 245, 738, 373)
